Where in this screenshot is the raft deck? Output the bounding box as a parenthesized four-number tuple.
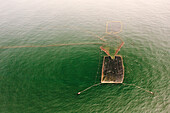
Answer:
(101, 55, 124, 83)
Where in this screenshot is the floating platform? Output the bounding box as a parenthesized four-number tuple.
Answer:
(101, 55, 124, 83)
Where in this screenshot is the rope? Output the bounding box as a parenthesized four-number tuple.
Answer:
(77, 83, 154, 95)
(0, 42, 105, 49)
(106, 21, 123, 34)
(114, 41, 124, 56)
(77, 83, 102, 95)
(100, 46, 111, 56)
(122, 83, 154, 95)
(94, 49, 102, 83)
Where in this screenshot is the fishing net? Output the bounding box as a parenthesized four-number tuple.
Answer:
(100, 21, 124, 83)
(101, 34, 124, 59)
(106, 21, 122, 34)
(99, 21, 124, 59)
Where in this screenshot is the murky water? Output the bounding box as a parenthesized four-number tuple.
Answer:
(0, 0, 169, 112)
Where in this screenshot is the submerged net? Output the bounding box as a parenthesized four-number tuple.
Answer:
(100, 21, 124, 59)
(106, 21, 122, 34)
(100, 21, 124, 83)
(101, 34, 124, 59)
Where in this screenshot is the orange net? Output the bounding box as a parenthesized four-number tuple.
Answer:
(100, 21, 124, 59)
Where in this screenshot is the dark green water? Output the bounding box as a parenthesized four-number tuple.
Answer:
(0, 0, 170, 112)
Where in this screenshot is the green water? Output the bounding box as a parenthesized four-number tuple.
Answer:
(0, 0, 170, 112)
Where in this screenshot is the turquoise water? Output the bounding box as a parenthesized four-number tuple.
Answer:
(0, 0, 170, 112)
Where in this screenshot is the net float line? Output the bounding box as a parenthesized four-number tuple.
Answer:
(114, 41, 124, 56)
(106, 21, 123, 35)
(0, 42, 106, 49)
(99, 34, 125, 57)
(100, 46, 111, 56)
(77, 83, 102, 95)
(122, 83, 154, 95)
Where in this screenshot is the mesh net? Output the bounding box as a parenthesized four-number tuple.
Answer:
(99, 21, 124, 59)
(106, 21, 122, 34)
(101, 34, 123, 59)
(100, 21, 124, 83)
